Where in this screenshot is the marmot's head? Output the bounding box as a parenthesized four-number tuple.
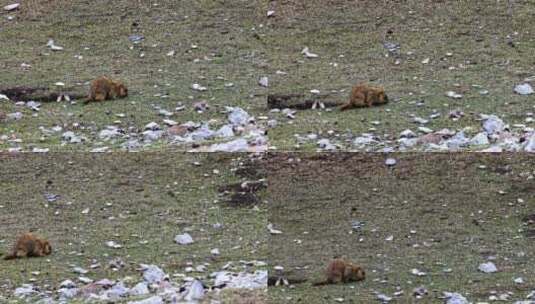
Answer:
(40, 240, 52, 255)
(349, 265, 365, 281)
(377, 89, 388, 104)
(114, 82, 128, 98)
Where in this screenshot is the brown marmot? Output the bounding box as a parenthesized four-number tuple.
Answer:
(85, 76, 128, 104)
(312, 258, 365, 286)
(340, 83, 388, 111)
(3, 233, 52, 260)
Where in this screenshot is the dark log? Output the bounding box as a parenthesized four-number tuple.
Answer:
(267, 93, 344, 110)
(0, 86, 86, 102)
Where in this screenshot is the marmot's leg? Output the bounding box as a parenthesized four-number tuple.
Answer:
(94, 93, 106, 101)
(340, 103, 352, 111)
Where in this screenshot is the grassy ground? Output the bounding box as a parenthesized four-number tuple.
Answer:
(267, 153, 535, 303)
(0, 0, 268, 151)
(266, 1, 535, 150)
(0, 153, 267, 302)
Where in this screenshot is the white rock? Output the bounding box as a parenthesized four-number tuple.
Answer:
(143, 130, 164, 142)
(59, 280, 76, 289)
(58, 287, 79, 299)
(446, 91, 463, 99)
(445, 131, 469, 149)
(104, 282, 130, 299)
(226, 107, 251, 126)
(478, 262, 498, 273)
(163, 119, 178, 126)
(385, 158, 397, 166)
(158, 109, 173, 117)
(410, 268, 426, 276)
(141, 264, 166, 284)
(514, 83, 534, 95)
(318, 138, 337, 151)
(128, 296, 163, 304)
(413, 117, 429, 124)
(99, 126, 122, 141)
(418, 127, 433, 134)
(267, 10, 275, 17)
(267, 223, 282, 234)
(105, 241, 122, 249)
(175, 233, 194, 245)
(470, 132, 490, 146)
(215, 125, 234, 138)
(400, 129, 416, 138)
(73, 266, 88, 274)
(3, 3, 20, 11)
(481, 114, 505, 135)
(211, 248, 220, 256)
(377, 293, 392, 302)
(129, 282, 150, 296)
(213, 270, 267, 289)
(191, 83, 207, 91)
(353, 136, 376, 147)
(258, 76, 268, 87)
(184, 280, 204, 301)
(444, 292, 469, 304)
(14, 284, 36, 298)
(7, 112, 23, 120)
(208, 138, 249, 152)
(524, 133, 535, 152)
(514, 277, 524, 284)
(144, 122, 161, 131)
(78, 277, 93, 284)
(47, 40, 64, 51)
(62, 131, 82, 144)
(301, 47, 319, 58)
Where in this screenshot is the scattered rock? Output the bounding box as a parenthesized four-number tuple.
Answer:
(514, 83, 534, 95)
(227, 107, 251, 126)
(141, 265, 167, 284)
(444, 292, 469, 304)
(258, 76, 269, 87)
(62, 131, 82, 144)
(469, 132, 490, 146)
(128, 296, 163, 304)
(175, 233, 194, 245)
(184, 280, 204, 301)
(481, 114, 505, 135)
(301, 47, 318, 58)
(385, 158, 397, 166)
(478, 262, 498, 273)
(3, 3, 20, 11)
(446, 91, 463, 99)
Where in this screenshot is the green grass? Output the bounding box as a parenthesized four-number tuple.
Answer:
(0, 153, 267, 302)
(267, 153, 535, 303)
(266, 1, 535, 150)
(0, 0, 268, 151)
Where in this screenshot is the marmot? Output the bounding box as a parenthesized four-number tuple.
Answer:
(340, 83, 388, 111)
(3, 233, 52, 260)
(85, 76, 128, 104)
(313, 258, 365, 286)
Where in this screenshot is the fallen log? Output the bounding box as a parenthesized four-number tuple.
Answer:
(267, 93, 344, 110)
(0, 86, 86, 102)
(268, 276, 308, 286)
